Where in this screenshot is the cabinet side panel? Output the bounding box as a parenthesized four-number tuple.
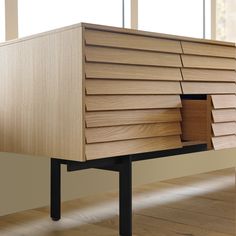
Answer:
(0, 27, 85, 161)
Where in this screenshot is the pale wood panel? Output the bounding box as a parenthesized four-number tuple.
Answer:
(181, 68, 236, 82)
(212, 109, 236, 122)
(86, 95, 182, 111)
(181, 100, 208, 142)
(0, 27, 85, 161)
(86, 122, 181, 143)
(85, 29, 182, 53)
(181, 82, 236, 94)
(84, 22, 235, 46)
(86, 135, 182, 159)
(212, 122, 236, 136)
(212, 135, 236, 150)
(86, 79, 182, 95)
(86, 109, 182, 127)
(181, 55, 236, 70)
(181, 41, 236, 58)
(85, 63, 183, 81)
(211, 95, 236, 109)
(86, 46, 182, 67)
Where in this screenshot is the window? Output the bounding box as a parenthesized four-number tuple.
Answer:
(0, 0, 5, 42)
(18, 0, 123, 37)
(138, 0, 209, 38)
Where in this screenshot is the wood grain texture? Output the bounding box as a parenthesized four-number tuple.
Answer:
(181, 68, 236, 82)
(85, 29, 182, 53)
(85, 63, 183, 81)
(83, 22, 235, 46)
(181, 55, 236, 70)
(212, 109, 236, 122)
(211, 95, 236, 109)
(212, 135, 236, 150)
(86, 135, 182, 159)
(86, 46, 182, 67)
(181, 41, 236, 58)
(86, 95, 182, 111)
(86, 109, 182, 127)
(181, 100, 208, 142)
(212, 122, 236, 136)
(86, 79, 182, 95)
(0, 27, 85, 161)
(181, 82, 236, 94)
(86, 123, 181, 143)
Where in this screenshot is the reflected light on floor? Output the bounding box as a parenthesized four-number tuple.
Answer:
(0, 174, 234, 235)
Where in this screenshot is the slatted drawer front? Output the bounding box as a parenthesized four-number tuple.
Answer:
(181, 41, 236, 58)
(86, 95, 182, 111)
(86, 109, 182, 128)
(212, 109, 236, 122)
(181, 82, 236, 94)
(182, 68, 236, 82)
(86, 46, 182, 67)
(85, 29, 182, 53)
(181, 55, 236, 70)
(86, 136, 182, 160)
(86, 123, 181, 143)
(211, 95, 236, 150)
(86, 79, 182, 95)
(85, 63, 182, 81)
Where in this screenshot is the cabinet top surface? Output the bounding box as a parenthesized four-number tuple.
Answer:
(0, 22, 235, 48)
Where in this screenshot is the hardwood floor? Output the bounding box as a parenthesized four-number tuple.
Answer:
(0, 168, 235, 235)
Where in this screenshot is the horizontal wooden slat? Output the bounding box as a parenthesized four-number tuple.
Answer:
(86, 46, 182, 67)
(86, 135, 182, 160)
(86, 122, 181, 143)
(212, 135, 236, 150)
(212, 109, 236, 122)
(86, 109, 182, 127)
(181, 68, 236, 82)
(85, 29, 182, 53)
(85, 63, 182, 81)
(86, 95, 182, 111)
(211, 95, 236, 109)
(181, 41, 236, 58)
(182, 55, 236, 70)
(212, 122, 236, 136)
(86, 79, 182, 95)
(181, 82, 236, 94)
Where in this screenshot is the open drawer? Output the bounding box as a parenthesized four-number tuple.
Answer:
(181, 94, 236, 151)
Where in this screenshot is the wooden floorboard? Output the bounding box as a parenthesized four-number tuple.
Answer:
(0, 168, 235, 235)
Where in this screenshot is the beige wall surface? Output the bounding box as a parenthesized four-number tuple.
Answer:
(0, 149, 235, 216)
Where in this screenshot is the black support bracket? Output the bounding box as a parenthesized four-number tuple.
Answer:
(50, 143, 207, 236)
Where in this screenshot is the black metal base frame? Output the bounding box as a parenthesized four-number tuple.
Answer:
(50, 143, 207, 236)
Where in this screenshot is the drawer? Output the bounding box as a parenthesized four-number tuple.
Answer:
(85, 29, 182, 53)
(85, 63, 182, 81)
(86, 79, 182, 95)
(212, 122, 236, 136)
(181, 68, 236, 82)
(211, 95, 236, 109)
(212, 135, 236, 150)
(181, 41, 236, 58)
(86, 95, 182, 111)
(181, 55, 236, 70)
(181, 82, 236, 94)
(86, 136, 182, 160)
(86, 123, 181, 143)
(212, 109, 236, 122)
(86, 109, 182, 128)
(85, 46, 182, 67)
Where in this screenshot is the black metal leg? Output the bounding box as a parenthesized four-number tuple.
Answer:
(119, 156, 132, 236)
(50, 158, 61, 221)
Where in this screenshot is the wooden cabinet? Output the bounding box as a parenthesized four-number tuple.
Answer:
(0, 23, 235, 161)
